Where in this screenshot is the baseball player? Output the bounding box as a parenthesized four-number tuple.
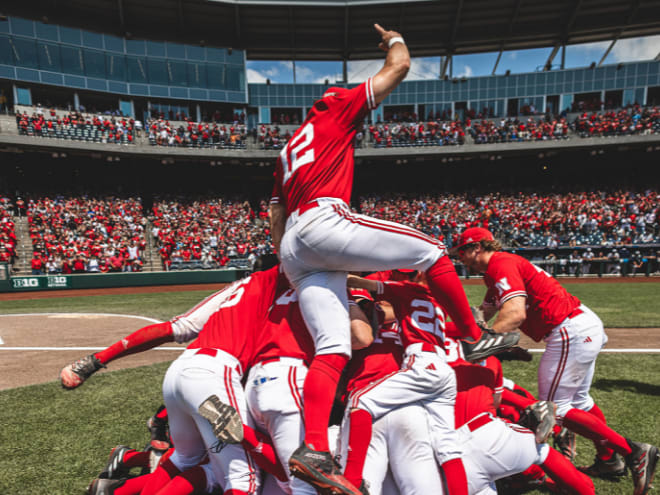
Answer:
(269, 24, 518, 494)
(454, 226, 659, 495)
(140, 265, 284, 495)
(344, 273, 473, 495)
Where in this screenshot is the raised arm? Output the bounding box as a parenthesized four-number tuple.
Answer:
(372, 24, 411, 106)
(269, 203, 287, 258)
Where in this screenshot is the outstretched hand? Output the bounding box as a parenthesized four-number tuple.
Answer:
(374, 23, 403, 52)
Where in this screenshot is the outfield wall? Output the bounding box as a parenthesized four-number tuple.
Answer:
(0, 268, 243, 293)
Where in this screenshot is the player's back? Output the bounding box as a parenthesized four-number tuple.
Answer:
(252, 287, 315, 366)
(273, 81, 375, 215)
(187, 266, 281, 371)
(451, 356, 502, 428)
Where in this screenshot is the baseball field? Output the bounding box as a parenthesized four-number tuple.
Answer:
(0, 279, 658, 494)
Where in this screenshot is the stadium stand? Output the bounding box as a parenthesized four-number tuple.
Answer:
(368, 120, 466, 147)
(147, 119, 247, 149)
(26, 196, 147, 274)
(469, 116, 570, 144)
(571, 106, 660, 138)
(259, 125, 292, 150)
(16, 110, 135, 145)
(149, 197, 273, 271)
(0, 196, 18, 269)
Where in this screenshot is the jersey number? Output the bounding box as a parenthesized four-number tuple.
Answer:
(281, 123, 314, 185)
(410, 299, 446, 338)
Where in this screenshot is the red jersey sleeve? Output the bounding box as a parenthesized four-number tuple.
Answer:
(485, 257, 527, 308)
(484, 356, 504, 395)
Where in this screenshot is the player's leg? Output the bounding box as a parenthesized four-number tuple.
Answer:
(284, 270, 361, 494)
(343, 410, 389, 495)
(387, 406, 444, 495)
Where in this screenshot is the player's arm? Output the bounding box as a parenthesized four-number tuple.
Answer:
(350, 302, 374, 350)
(347, 274, 379, 292)
(372, 24, 410, 105)
(490, 296, 526, 333)
(269, 202, 286, 257)
(480, 303, 498, 322)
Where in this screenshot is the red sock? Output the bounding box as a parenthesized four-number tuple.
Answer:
(541, 448, 595, 495)
(153, 466, 207, 495)
(562, 408, 631, 457)
(114, 476, 150, 495)
(123, 450, 151, 469)
(586, 403, 615, 459)
(139, 459, 181, 495)
(501, 388, 536, 410)
(95, 322, 174, 365)
(441, 458, 469, 495)
(426, 256, 480, 340)
(241, 425, 288, 482)
(343, 409, 373, 488)
(303, 353, 349, 452)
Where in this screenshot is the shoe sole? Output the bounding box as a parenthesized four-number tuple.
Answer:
(634, 447, 660, 495)
(198, 395, 244, 444)
(289, 458, 362, 495)
(464, 333, 520, 362)
(534, 401, 557, 444)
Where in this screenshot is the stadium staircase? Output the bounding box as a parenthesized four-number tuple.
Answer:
(13, 215, 31, 275)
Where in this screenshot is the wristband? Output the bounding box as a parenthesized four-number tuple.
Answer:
(388, 36, 405, 48)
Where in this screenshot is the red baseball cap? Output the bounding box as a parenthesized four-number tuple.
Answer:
(451, 227, 494, 253)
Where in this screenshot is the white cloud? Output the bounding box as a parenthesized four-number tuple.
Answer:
(347, 57, 440, 83)
(347, 60, 382, 82)
(457, 64, 473, 78)
(610, 35, 660, 62)
(246, 68, 268, 83)
(409, 58, 440, 80)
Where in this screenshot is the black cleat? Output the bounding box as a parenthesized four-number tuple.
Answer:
(462, 329, 520, 362)
(289, 443, 362, 495)
(146, 405, 171, 451)
(554, 427, 577, 462)
(625, 440, 660, 495)
(99, 445, 131, 480)
(86, 477, 126, 495)
(519, 401, 557, 444)
(579, 453, 627, 479)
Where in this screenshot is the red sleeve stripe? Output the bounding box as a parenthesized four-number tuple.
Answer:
(500, 291, 527, 305)
(366, 78, 376, 110)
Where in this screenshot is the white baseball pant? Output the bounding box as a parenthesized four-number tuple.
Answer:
(458, 412, 550, 494)
(162, 348, 260, 494)
(339, 404, 445, 495)
(245, 358, 316, 495)
(280, 198, 445, 356)
(348, 344, 461, 466)
(538, 305, 608, 416)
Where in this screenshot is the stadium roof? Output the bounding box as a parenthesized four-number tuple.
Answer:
(6, 0, 660, 60)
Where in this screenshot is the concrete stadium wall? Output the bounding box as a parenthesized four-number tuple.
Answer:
(2, 269, 243, 292)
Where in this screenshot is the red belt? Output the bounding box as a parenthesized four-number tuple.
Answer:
(195, 348, 217, 357)
(295, 200, 319, 217)
(568, 307, 583, 319)
(466, 413, 493, 432)
(421, 342, 442, 353)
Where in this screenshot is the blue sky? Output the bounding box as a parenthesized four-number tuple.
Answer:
(246, 35, 660, 84)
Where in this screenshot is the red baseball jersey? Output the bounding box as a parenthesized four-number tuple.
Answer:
(451, 356, 503, 428)
(270, 79, 377, 216)
(187, 266, 282, 372)
(372, 280, 448, 351)
(483, 252, 581, 341)
(345, 320, 404, 395)
(251, 288, 316, 367)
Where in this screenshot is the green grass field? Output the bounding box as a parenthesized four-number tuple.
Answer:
(0, 281, 659, 494)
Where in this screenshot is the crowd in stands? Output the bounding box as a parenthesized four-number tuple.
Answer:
(26, 196, 147, 274)
(0, 196, 18, 268)
(470, 116, 569, 144)
(358, 189, 659, 249)
(368, 121, 466, 147)
(257, 125, 292, 150)
(571, 106, 660, 137)
(147, 119, 247, 149)
(150, 197, 273, 270)
(16, 110, 135, 144)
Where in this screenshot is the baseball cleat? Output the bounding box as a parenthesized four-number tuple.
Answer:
(86, 477, 126, 495)
(625, 440, 659, 495)
(579, 453, 627, 479)
(358, 480, 370, 495)
(289, 443, 362, 495)
(99, 445, 132, 480)
(521, 401, 557, 444)
(198, 395, 244, 444)
(554, 427, 577, 462)
(60, 354, 105, 389)
(462, 329, 520, 362)
(146, 406, 171, 451)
